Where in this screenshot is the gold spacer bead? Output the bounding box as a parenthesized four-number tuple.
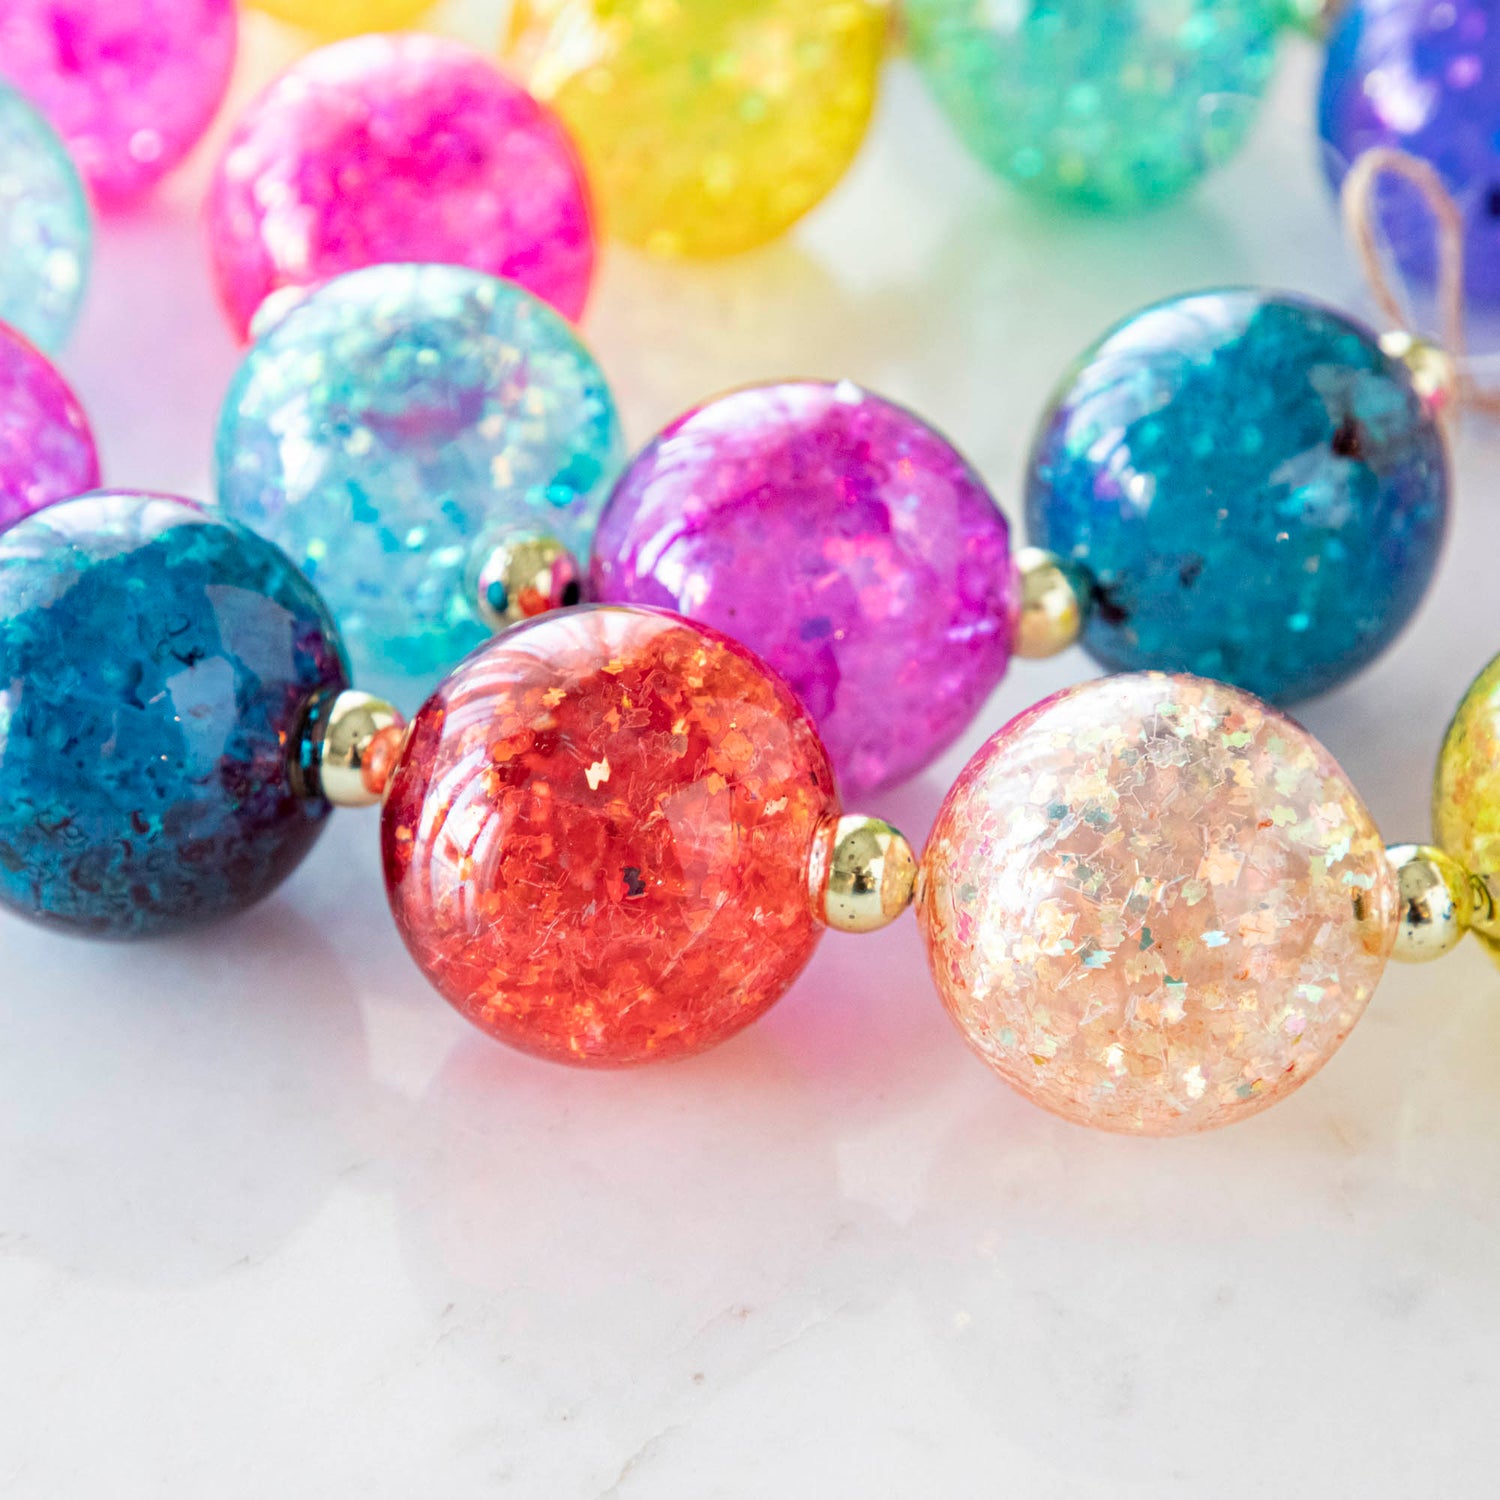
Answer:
(1379, 331, 1458, 420)
(1386, 843, 1477, 963)
(1013, 546, 1086, 659)
(297, 689, 408, 808)
(816, 814, 918, 935)
(473, 532, 583, 632)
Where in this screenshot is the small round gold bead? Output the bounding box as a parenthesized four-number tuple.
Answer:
(1012, 546, 1086, 659)
(1386, 843, 1476, 963)
(298, 689, 408, 808)
(817, 814, 918, 934)
(1379, 330, 1458, 420)
(474, 532, 583, 632)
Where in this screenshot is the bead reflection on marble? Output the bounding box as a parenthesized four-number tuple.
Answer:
(591, 381, 1016, 796)
(0, 323, 99, 529)
(1321, 0, 1500, 303)
(207, 34, 595, 341)
(0, 0, 237, 204)
(0, 82, 90, 352)
(383, 607, 840, 1067)
(215, 264, 623, 683)
(1027, 288, 1448, 704)
(919, 673, 1397, 1135)
(0, 492, 349, 938)
(906, 0, 1280, 209)
(507, 0, 887, 257)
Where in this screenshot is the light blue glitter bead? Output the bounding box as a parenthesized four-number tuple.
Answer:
(905, 0, 1283, 209)
(0, 80, 91, 351)
(0, 492, 348, 939)
(1026, 289, 1449, 703)
(215, 263, 624, 681)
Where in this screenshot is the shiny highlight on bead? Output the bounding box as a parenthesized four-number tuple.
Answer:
(1385, 843, 1476, 963)
(473, 533, 583, 633)
(1012, 546, 1085, 659)
(297, 689, 407, 808)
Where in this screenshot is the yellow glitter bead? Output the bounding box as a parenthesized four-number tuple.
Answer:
(245, 0, 436, 39)
(506, 0, 888, 258)
(1435, 651, 1500, 962)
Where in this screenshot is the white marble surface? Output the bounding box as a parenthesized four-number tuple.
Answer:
(6, 9, 1500, 1495)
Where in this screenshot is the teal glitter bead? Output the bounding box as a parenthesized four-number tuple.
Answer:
(1026, 289, 1449, 703)
(215, 263, 624, 681)
(0, 492, 348, 939)
(905, 0, 1282, 209)
(0, 79, 90, 351)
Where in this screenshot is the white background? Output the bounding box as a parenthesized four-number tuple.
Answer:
(5, 6, 1500, 1495)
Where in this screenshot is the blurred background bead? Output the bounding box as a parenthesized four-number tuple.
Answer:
(207, 34, 594, 342)
(1385, 843, 1473, 963)
(506, 0, 887, 257)
(1012, 546, 1085, 659)
(0, 0, 237, 205)
(818, 814, 918, 934)
(1321, 0, 1500, 304)
(1027, 289, 1448, 704)
(0, 492, 348, 938)
(0, 82, 90, 352)
(383, 607, 839, 1067)
(472, 532, 582, 632)
(245, 0, 436, 38)
(905, 0, 1280, 210)
(0, 322, 99, 529)
(919, 673, 1397, 1135)
(1434, 649, 1500, 962)
(215, 264, 623, 683)
(297, 689, 406, 808)
(591, 381, 1015, 796)
(1379, 330, 1458, 419)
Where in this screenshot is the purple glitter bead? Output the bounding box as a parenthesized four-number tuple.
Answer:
(590, 381, 1017, 797)
(0, 321, 99, 531)
(1320, 0, 1500, 303)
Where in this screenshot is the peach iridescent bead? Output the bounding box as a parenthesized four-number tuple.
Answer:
(506, 0, 887, 257)
(382, 607, 841, 1067)
(1434, 651, 1500, 962)
(918, 673, 1397, 1135)
(207, 34, 595, 340)
(245, 0, 436, 39)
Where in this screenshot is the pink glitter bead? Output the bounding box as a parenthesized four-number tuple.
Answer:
(0, 0, 237, 205)
(0, 322, 100, 529)
(206, 34, 596, 342)
(919, 673, 1397, 1135)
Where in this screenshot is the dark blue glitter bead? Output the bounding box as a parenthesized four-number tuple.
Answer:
(0, 492, 349, 938)
(1026, 289, 1449, 703)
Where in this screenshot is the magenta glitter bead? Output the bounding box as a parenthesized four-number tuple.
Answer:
(591, 381, 1017, 796)
(0, 322, 99, 530)
(206, 34, 596, 342)
(0, 0, 237, 205)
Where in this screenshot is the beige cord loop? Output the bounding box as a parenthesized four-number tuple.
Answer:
(1340, 145, 1500, 419)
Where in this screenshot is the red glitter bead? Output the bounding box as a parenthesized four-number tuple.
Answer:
(383, 606, 840, 1066)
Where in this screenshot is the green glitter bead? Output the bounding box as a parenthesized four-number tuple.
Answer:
(905, 0, 1283, 209)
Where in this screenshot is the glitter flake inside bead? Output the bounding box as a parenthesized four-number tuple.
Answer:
(206, 34, 595, 342)
(383, 607, 840, 1067)
(0, 323, 100, 529)
(0, 0, 238, 205)
(1321, 0, 1500, 304)
(905, 0, 1280, 209)
(0, 81, 90, 352)
(591, 381, 1017, 797)
(215, 263, 624, 683)
(0, 492, 349, 938)
(1434, 651, 1500, 962)
(506, 0, 887, 257)
(246, 0, 436, 39)
(918, 673, 1397, 1135)
(1026, 288, 1449, 704)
